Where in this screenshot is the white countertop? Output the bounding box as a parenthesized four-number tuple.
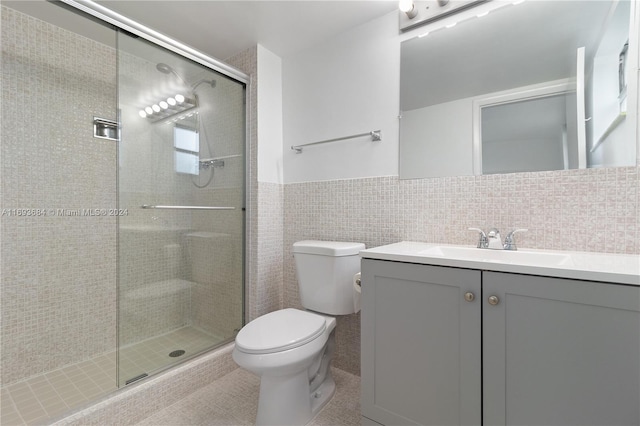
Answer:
(360, 242, 640, 285)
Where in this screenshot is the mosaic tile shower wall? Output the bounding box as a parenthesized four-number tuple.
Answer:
(1, 7, 247, 388)
(284, 166, 640, 375)
(0, 6, 118, 386)
(226, 47, 285, 323)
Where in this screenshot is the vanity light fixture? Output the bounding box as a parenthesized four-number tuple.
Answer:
(399, 0, 488, 31)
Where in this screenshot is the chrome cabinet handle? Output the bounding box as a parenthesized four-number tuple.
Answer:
(488, 295, 500, 305)
(464, 292, 475, 302)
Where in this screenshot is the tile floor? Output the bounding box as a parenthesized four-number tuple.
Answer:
(136, 367, 362, 426)
(1, 353, 116, 426)
(1, 326, 222, 425)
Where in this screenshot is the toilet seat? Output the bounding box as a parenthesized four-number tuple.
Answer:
(235, 308, 326, 355)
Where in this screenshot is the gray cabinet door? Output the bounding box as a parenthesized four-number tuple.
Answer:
(361, 259, 482, 426)
(483, 272, 640, 426)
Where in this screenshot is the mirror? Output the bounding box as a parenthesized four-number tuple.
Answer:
(399, 0, 636, 178)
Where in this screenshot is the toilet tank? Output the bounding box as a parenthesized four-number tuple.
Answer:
(293, 240, 365, 315)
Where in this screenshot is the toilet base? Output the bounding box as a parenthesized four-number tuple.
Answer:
(309, 371, 336, 420)
(255, 369, 336, 426)
(254, 330, 336, 426)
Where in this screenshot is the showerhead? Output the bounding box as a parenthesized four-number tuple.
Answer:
(156, 63, 215, 91)
(156, 62, 190, 88)
(156, 62, 176, 75)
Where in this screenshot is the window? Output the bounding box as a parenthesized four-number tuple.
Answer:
(174, 125, 199, 175)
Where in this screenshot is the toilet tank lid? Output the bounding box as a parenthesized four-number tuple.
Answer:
(293, 240, 365, 256)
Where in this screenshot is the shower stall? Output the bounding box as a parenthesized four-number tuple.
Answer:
(0, 2, 247, 424)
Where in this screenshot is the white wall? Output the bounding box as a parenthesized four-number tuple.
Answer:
(282, 11, 401, 183)
(400, 98, 474, 178)
(257, 44, 284, 184)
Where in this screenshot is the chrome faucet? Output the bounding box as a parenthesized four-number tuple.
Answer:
(468, 228, 488, 249)
(469, 227, 528, 250)
(503, 229, 528, 251)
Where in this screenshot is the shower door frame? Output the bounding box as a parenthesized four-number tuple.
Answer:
(60, 0, 248, 84)
(60, 0, 250, 385)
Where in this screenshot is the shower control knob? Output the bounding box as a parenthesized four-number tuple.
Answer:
(464, 292, 475, 302)
(488, 295, 500, 305)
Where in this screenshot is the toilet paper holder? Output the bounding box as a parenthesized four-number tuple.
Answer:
(353, 272, 362, 313)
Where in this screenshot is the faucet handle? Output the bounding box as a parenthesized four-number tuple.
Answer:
(504, 229, 528, 251)
(468, 227, 488, 248)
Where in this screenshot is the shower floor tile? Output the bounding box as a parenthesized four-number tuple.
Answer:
(119, 326, 223, 385)
(1, 326, 222, 426)
(136, 367, 362, 426)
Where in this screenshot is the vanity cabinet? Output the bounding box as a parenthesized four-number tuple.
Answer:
(483, 271, 640, 426)
(361, 259, 640, 426)
(361, 260, 482, 425)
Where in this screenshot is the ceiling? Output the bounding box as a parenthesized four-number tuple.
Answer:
(3, 0, 398, 60)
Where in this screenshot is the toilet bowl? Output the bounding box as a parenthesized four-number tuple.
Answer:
(234, 309, 337, 425)
(232, 240, 364, 426)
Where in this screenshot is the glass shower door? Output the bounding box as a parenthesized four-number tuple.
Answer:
(116, 31, 245, 386)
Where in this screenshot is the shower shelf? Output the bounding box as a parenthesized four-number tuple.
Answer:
(141, 205, 235, 210)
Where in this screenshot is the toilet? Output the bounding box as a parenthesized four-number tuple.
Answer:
(232, 240, 364, 425)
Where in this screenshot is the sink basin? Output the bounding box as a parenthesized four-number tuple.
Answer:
(360, 241, 640, 285)
(419, 245, 574, 267)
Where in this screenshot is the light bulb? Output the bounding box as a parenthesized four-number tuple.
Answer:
(167, 97, 176, 106)
(159, 101, 169, 109)
(399, 0, 413, 12)
(152, 104, 161, 112)
(399, 0, 418, 18)
(145, 106, 153, 115)
(175, 94, 185, 103)
(139, 110, 147, 118)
